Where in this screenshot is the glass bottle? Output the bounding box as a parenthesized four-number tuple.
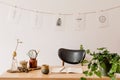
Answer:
(11, 57, 18, 71)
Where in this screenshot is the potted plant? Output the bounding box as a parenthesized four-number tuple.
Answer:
(81, 47, 120, 80)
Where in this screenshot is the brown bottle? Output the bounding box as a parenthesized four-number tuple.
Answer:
(29, 58, 37, 68)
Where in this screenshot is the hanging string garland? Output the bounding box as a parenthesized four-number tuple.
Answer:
(0, 0, 120, 16)
(0, 0, 120, 29)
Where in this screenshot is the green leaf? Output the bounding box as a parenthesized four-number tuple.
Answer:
(109, 64, 117, 74)
(82, 60, 89, 63)
(88, 62, 92, 69)
(94, 70, 102, 77)
(103, 50, 109, 54)
(111, 76, 116, 80)
(88, 71, 93, 76)
(80, 45, 84, 50)
(81, 60, 88, 66)
(100, 62, 106, 70)
(83, 71, 88, 76)
(86, 49, 90, 54)
(91, 63, 98, 71)
(97, 47, 106, 50)
(80, 77, 86, 80)
(116, 64, 120, 73)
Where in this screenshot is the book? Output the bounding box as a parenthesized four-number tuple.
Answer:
(51, 66, 83, 74)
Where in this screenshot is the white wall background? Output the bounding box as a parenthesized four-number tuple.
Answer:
(0, 0, 120, 74)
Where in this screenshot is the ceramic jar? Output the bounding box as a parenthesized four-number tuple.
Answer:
(41, 64, 49, 74)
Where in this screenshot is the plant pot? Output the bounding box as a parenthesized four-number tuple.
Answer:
(99, 66, 108, 76)
(99, 61, 111, 76)
(41, 64, 49, 74)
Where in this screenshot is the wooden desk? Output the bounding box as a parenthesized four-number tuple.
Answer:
(0, 66, 120, 80)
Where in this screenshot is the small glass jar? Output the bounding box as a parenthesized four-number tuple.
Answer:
(29, 58, 37, 68)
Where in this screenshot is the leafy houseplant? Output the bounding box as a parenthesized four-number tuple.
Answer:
(82, 47, 120, 80)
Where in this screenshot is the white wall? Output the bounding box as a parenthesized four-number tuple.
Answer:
(0, 0, 120, 74)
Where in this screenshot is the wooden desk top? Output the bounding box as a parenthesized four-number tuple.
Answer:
(0, 66, 120, 80)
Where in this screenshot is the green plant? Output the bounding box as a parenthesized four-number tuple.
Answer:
(80, 45, 84, 50)
(82, 47, 120, 80)
(81, 60, 88, 66)
(80, 45, 88, 66)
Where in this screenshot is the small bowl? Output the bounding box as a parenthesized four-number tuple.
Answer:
(20, 60, 28, 68)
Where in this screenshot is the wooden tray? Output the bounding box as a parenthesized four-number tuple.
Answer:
(7, 66, 41, 73)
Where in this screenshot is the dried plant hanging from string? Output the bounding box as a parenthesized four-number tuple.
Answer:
(56, 18, 62, 26)
(55, 14, 66, 31)
(97, 11, 109, 28)
(74, 13, 86, 31)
